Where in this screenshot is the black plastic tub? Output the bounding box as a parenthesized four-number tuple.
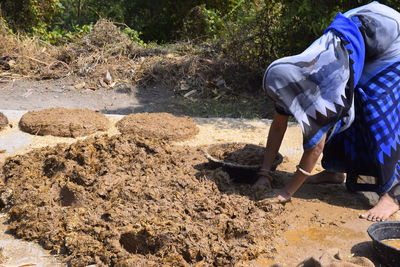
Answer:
(367, 221, 400, 266)
(204, 142, 283, 184)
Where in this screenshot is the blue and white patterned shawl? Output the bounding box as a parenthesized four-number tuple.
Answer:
(263, 2, 400, 150)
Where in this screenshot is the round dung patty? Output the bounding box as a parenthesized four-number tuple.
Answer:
(19, 108, 110, 137)
(116, 113, 199, 141)
(0, 112, 8, 131)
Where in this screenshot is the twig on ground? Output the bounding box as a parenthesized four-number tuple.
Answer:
(23, 56, 50, 66)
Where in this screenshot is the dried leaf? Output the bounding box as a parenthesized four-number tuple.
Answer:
(180, 82, 190, 91)
(74, 82, 86, 89)
(99, 77, 108, 88)
(184, 89, 197, 98)
(105, 71, 112, 83)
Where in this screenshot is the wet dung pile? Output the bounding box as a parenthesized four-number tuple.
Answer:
(208, 143, 264, 166)
(116, 112, 199, 141)
(1, 134, 278, 266)
(0, 112, 8, 130)
(19, 108, 110, 137)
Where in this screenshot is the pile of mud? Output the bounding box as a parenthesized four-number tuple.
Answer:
(19, 108, 110, 137)
(1, 134, 278, 266)
(116, 113, 199, 142)
(208, 143, 265, 166)
(0, 112, 8, 130)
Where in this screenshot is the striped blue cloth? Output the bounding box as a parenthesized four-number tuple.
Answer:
(323, 61, 400, 194)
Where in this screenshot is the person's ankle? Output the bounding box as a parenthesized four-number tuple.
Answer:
(388, 184, 400, 205)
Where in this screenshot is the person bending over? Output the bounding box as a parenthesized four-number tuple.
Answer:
(257, 2, 400, 222)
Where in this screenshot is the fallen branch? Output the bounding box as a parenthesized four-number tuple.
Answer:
(23, 56, 50, 66)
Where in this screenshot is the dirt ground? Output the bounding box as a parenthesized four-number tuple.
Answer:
(0, 78, 176, 115)
(0, 78, 273, 118)
(0, 79, 398, 266)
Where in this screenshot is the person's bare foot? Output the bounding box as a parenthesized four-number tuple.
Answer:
(307, 171, 345, 184)
(360, 193, 400, 221)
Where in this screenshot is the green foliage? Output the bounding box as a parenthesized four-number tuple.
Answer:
(277, 0, 400, 55)
(219, 0, 400, 73)
(34, 24, 92, 44)
(182, 5, 224, 41)
(3, 0, 400, 47)
(278, 0, 368, 54)
(0, 15, 12, 35)
(122, 27, 145, 46)
(121, 0, 244, 42)
(3, 0, 400, 93)
(55, 0, 125, 29)
(220, 0, 286, 70)
(0, 0, 60, 32)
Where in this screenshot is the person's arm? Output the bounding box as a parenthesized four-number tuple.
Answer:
(255, 112, 288, 186)
(262, 112, 288, 170)
(273, 134, 326, 202)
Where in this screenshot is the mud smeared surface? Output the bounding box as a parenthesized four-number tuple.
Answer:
(19, 108, 110, 137)
(0, 248, 5, 263)
(0, 112, 8, 130)
(116, 113, 199, 141)
(208, 143, 265, 166)
(1, 134, 279, 266)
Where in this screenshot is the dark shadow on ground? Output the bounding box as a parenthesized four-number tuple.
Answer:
(114, 87, 133, 94)
(101, 85, 276, 119)
(102, 85, 182, 115)
(195, 118, 270, 130)
(0, 78, 275, 118)
(198, 164, 372, 211)
(194, 162, 263, 201)
(294, 182, 372, 211)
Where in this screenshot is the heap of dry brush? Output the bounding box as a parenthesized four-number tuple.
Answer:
(0, 19, 261, 96)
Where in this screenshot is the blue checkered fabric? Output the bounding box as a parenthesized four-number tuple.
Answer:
(322, 61, 400, 194)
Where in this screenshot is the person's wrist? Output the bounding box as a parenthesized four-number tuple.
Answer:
(296, 165, 312, 176)
(282, 188, 292, 197)
(257, 168, 273, 182)
(258, 168, 272, 174)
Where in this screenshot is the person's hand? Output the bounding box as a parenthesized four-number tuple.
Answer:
(253, 169, 273, 189)
(258, 189, 291, 204)
(253, 174, 272, 189)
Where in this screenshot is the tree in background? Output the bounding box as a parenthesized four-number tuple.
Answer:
(0, 0, 243, 42)
(0, 0, 61, 32)
(221, 0, 400, 71)
(2, 0, 400, 43)
(3, 0, 400, 75)
(279, 0, 400, 54)
(122, 0, 244, 42)
(54, 0, 125, 29)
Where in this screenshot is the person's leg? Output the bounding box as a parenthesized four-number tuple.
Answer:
(360, 183, 400, 221)
(306, 170, 345, 184)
